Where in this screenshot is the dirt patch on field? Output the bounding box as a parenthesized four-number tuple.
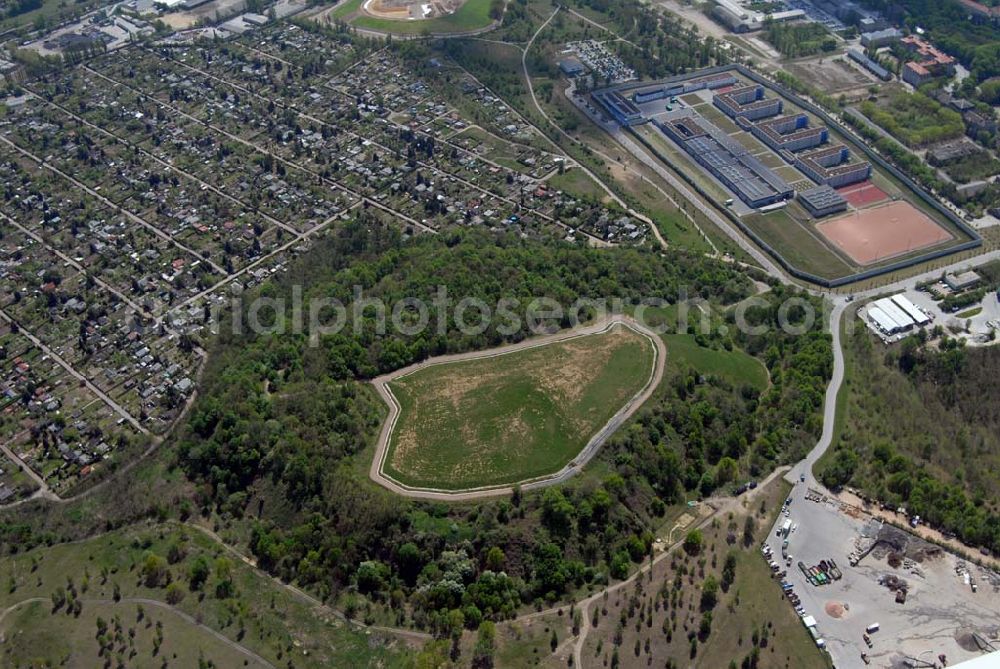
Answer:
(534, 326, 631, 409)
(816, 201, 953, 265)
(786, 57, 874, 94)
(825, 601, 847, 619)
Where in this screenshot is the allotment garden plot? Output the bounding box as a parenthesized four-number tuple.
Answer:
(0, 22, 650, 507)
(380, 322, 657, 491)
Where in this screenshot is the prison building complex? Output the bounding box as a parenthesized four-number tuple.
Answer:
(655, 113, 793, 209)
(630, 72, 737, 104)
(847, 48, 892, 81)
(592, 89, 644, 126)
(798, 185, 848, 217)
(794, 144, 872, 188)
(751, 114, 828, 153)
(713, 85, 782, 121)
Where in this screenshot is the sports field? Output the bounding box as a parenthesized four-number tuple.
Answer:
(836, 180, 888, 208)
(816, 201, 954, 265)
(380, 322, 657, 491)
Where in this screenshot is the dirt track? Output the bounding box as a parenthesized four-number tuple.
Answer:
(368, 315, 667, 501)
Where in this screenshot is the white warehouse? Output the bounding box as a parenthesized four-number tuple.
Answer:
(866, 294, 931, 336)
(890, 294, 930, 326)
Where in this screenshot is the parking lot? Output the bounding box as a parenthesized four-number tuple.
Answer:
(767, 482, 1000, 668)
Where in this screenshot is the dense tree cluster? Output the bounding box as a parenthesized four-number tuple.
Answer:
(859, 93, 965, 148)
(822, 286, 1000, 554)
(762, 22, 836, 58)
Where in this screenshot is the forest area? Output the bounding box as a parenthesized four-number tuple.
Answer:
(859, 92, 966, 148)
(156, 219, 833, 646)
(822, 324, 1000, 555)
(762, 22, 836, 58)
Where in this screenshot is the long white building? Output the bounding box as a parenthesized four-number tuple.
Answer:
(890, 294, 930, 326)
(868, 306, 906, 334)
(866, 293, 931, 335)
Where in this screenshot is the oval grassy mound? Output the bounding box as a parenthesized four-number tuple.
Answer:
(381, 322, 657, 491)
(328, 0, 495, 35)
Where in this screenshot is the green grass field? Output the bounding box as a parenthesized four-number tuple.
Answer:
(2, 599, 267, 669)
(383, 323, 656, 490)
(664, 333, 769, 391)
(743, 209, 854, 280)
(330, 0, 494, 34)
(0, 524, 411, 669)
(546, 166, 607, 201)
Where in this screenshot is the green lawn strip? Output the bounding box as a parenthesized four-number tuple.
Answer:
(383, 325, 655, 490)
(330, 0, 364, 19)
(546, 166, 607, 201)
(955, 306, 983, 319)
(663, 333, 769, 392)
(743, 211, 855, 280)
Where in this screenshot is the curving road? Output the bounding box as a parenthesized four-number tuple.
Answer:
(789, 300, 848, 489)
(368, 315, 667, 501)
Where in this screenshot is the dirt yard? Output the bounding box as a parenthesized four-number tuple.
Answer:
(816, 201, 954, 265)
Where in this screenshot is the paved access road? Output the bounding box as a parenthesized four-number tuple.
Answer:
(367, 315, 667, 501)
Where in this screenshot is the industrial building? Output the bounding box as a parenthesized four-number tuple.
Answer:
(891, 294, 930, 325)
(795, 144, 872, 188)
(859, 27, 901, 48)
(798, 185, 847, 217)
(847, 48, 892, 81)
(945, 270, 982, 291)
(714, 85, 782, 121)
(710, 0, 806, 32)
(630, 72, 736, 104)
(656, 112, 793, 208)
(751, 114, 828, 153)
(592, 89, 644, 126)
(867, 294, 931, 335)
(928, 140, 980, 165)
(558, 58, 586, 77)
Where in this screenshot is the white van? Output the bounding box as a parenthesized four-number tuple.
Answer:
(865, 623, 880, 634)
